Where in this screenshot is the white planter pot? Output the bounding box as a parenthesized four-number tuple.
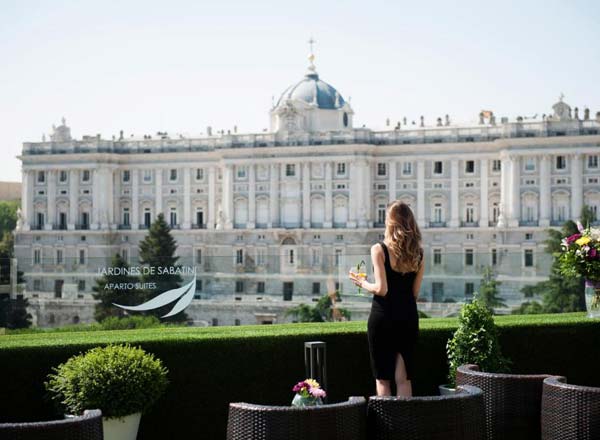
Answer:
(102, 412, 142, 440)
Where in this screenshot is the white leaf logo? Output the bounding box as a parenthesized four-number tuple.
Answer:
(113, 279, 196, 318)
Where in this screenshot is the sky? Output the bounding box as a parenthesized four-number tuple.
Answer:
(1, 0, 599, 182)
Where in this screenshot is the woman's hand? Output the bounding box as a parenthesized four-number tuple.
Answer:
(348, 270, 366, 288)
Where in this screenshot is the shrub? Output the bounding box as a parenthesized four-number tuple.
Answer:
(446, 296, 510, 386)
(45, 344, 169, 418)
(100, 315, 162, 330)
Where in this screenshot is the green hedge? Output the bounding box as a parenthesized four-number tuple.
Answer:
(0, 313, 599, 440)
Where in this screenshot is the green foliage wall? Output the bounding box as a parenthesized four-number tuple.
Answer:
(0, 314, 598, 440)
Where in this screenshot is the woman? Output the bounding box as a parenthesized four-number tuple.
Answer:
(349, 201, 424, 397)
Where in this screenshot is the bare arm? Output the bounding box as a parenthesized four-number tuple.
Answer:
(349, 244, 388, 296)
(413, 255, 425, 300)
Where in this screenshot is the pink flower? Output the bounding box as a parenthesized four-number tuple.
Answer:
(310, 388, 326, 398)
(292, 381, 308, 393)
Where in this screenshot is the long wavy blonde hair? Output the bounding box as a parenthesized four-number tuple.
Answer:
(384, 201, 423, 273)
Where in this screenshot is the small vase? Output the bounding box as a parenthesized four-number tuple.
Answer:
(584, 281, 600, 319)
(291, 393, 323, 407)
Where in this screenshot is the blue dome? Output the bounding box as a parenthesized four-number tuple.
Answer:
(277, 73, 345, 110)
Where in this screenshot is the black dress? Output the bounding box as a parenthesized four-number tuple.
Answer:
(367, 242, 420, 380)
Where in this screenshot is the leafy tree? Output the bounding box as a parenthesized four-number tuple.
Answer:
(0, 294, 32, 329)
(446, 295, 509, 386)
(512, 300, 544, 315)
(477, 266, 506, 311)
(286, 291, 351, 322)
(138, 214, 187, 322)
(519, 206, 595, 313)
(92, 254, 141, 322)
(0, 200, 19, 236)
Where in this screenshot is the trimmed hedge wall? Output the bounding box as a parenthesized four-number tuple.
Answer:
(0, 313, 599, 440)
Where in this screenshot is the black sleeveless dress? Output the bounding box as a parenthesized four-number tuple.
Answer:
(367, 242, 420, 380)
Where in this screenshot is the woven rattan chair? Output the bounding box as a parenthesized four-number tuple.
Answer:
(0, 409, 103, 440)
(367, 385, 485, 440)
(456, 363, 552, 440)
(227, 396, 366, 440)
(541, 376, 600, 440)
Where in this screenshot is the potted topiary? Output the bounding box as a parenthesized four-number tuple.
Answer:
(441, 295, 509, 394)
(46, 344, 169, 440)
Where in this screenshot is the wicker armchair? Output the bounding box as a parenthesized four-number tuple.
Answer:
(367, 385, 485, 440)
(0, 410, 103, 440)
(227, 396, 366, 440)
(541, 376, 600, 440)
(456, 364, 552, 440)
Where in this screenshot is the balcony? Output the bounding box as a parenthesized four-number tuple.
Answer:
(117, 224, 132, 230)
(429, 221, 447, 228)
(519, 220, 539, 227)
(460, 221, 479, 227)
(192, 224, 207, 229)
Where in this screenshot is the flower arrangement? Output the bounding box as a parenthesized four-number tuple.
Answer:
(558, 222, 600, 311)
(291, 378, 326, 407)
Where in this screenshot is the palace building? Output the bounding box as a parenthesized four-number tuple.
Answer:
(13, 52, 600, 326)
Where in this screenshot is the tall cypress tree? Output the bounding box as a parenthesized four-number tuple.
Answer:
(138, 213, 187, 322)
(92, 253, 140, 322)
(478, 266, 506, 311)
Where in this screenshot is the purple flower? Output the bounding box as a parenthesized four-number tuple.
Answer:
(566, 233, 582, 244)
(590, 248, 599, 259)
(310, 388, 327, 398)
(292, 381, 308, 393)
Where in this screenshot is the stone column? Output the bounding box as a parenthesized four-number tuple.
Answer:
(417, 160, 425, 227)
(21, 170, 33, 230)
(91, 169, 100, 229)
(571, 154, 583, 221)
(182, 167, 191, 229)
(247, 164, 256, 229)
(449, 159, 459, 228)
(388, 160, 396, 203)
(509, 155, 520, 227)
(348, 161, 360, 228)
(100, 168, 112, 229)
(324, 162, 333, 228)
(132, 169, 140, 230)
(155, 169, 163, 217)
(222, 164, 234, 229)
(498, 153, 510, 227)
(207, 166, 216, 229)
(360, 160, 371, 227)
(68, 170, 79, 230)
(302, 162, 311, 228)
(539, 154, 551, 227)
(480, 159, 489, 227)
(112, 170, 120, 227)
(269, 163, 279, 228)
(45, 170, 56, 230)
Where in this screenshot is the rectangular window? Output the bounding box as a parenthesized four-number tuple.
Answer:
(235, 280, 244, 293)
(236, 166, 247, 179)
(256, 248, 266, 266)
(492, 160, 501, 172)
(121, 248, 129, 262)
(283, 282, 294, 301)
(169, 169, 178, 182)
(78, 280, 86, 292)
(236, 249, 244, 265)
(34, 249, 41, 264)
(556, 155, 566, 170)
(491, 249, 497, 266)
(334, 249, 342, 266)
(212, 318, 218, 326)
(170, 209, 177, 227)
(432, 282, 444, 302)
(257, 281, 265, 294)
(524, 249, 534, 267)
(195, 249, 202, 265)
(144, 211, 152, 228)
(433, 161, 443, 174)
(377, 163, 387, 176)
(122, 170, 130, 182)
(465, 282, 475, 299)
(123, 208, 130, 226)
(196, 168, 204, 180)
(465, 249, 474, 266)
(285, 164, 296, 177)
(588, 155, 599, 169)
(402, 162, 412, 175)
(433, 249, 442, 265)
(336, 163, 346, 175)
(79, 249, 86, 265)
(59, 170, 68, 182)
(312, 282, 321, 295)
(288, 249, 294, 264)
(143, 170, 152, 183)
(33, 279, 41, 291)
(524, 158, 536, 171)
(37, 171, 46, 183)
(377, 204, 386, 225)
(465, 160, 475, 173)
(82, 170, 90, 182)
(311, 248, 321, 266)
(56, 249, 63, 265)
(59, 212, 67, 230)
